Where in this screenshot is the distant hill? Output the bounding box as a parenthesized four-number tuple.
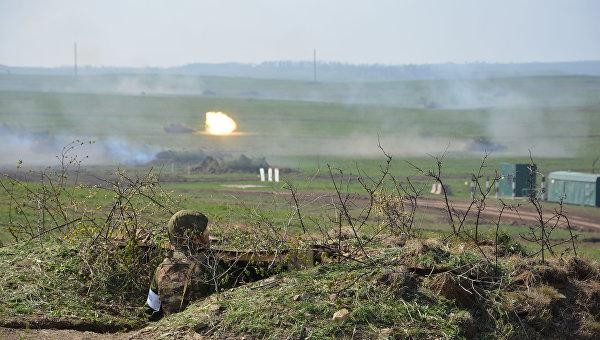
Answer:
(2, 60, 600, 81)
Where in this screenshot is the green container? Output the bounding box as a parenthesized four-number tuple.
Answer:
(498, 163, 537, 197)
(547, 171, 600, 207)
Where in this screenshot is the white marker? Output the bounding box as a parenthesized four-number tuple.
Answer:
(274, 168, 280, 182)
(259, 168, 265, 182)
(268, 168, 273, 182)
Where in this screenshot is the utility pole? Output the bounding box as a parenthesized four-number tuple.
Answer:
(313, 49, 317, 82)
(74, 42, 78, 77)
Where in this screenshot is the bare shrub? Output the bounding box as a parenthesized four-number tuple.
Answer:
(519, 153, 578, 261)
(0, 141, 179, 298)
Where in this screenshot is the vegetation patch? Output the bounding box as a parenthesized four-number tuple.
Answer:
(0, 241, 148, 332)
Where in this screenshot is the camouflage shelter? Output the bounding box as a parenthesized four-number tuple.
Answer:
(547, 171, 600, 207)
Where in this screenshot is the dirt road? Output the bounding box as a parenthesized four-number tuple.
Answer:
(214, 188, 600, 232)
(418, 197, 600, 232)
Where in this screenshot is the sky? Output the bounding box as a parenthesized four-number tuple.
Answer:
(1, 0, 599, 67)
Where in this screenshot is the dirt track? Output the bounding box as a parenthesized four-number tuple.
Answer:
(418, 197, 600, 232)
(214, 188, 600, 233)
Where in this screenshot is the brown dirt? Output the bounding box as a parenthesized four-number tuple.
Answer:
(418, 197, 600, 232)
(0, 327, 118, 340)
(426, 272, 478, 308)
(0, 316, 140, 333)
(0, 315, 144, 340)
(0, 326, 201, 339)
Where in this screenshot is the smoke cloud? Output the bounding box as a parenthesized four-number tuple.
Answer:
(0, 124, 157, 166)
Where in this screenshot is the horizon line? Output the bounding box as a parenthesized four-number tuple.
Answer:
(2, 59, 600, 70)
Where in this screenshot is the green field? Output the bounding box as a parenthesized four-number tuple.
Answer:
(2, 74, 600, 160)
(2, 73, 600, 107)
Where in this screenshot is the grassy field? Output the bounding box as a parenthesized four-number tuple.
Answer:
(1, 74, 600, 161)
(2, 74, 600, 108)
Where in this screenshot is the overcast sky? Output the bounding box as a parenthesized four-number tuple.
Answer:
(1, 0, 599, 67)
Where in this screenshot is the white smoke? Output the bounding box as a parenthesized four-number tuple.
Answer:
(100, 138, 156, 164)
(0, 125, 158, 166)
